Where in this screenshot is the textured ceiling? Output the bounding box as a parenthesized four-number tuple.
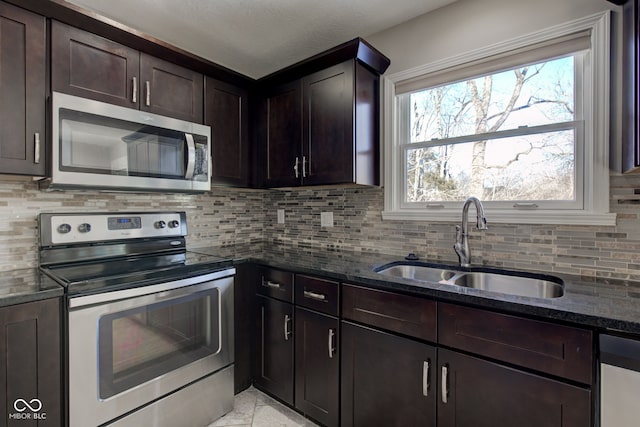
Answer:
(64, 0, 456, 79)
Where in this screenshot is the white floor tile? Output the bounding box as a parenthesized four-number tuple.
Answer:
(207, 387, 319, 427)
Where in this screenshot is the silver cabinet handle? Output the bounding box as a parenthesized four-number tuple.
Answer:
(184, 134, 196, 179)
(132, 77, 137, 103)
(262, 279, 281, 289)
(145, 80, 151, 106)
(328, 328, 335, 358)
(302, 155, 307, 178)
(441, 365, 449, 404)
(34, 133, 40, 164)
(422, 360, 430, 397)
(303, 290, 326, 301)
(284, 314, 292, 341)
(294, 157, 299, 178)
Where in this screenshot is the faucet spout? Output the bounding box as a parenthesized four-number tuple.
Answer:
(454, 196, 488, 267)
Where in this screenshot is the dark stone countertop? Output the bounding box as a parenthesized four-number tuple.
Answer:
(0, 268, 64, 308)
(192, 242, 640, 335)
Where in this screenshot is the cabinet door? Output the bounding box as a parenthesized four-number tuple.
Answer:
(205, 77, 250, 186)
(253, 295, 294, 405)
(51, 20, 139, 108)
(139, 53, 204, 123)
(0, 2, 46, 175)
(295, 308, 339, 427)
(0, 298, 61, 426)
(302, 61, 354, 185)
(263, 81, 302, 187)
(438, 348, 591, 427)
(341, 321, 436, 427)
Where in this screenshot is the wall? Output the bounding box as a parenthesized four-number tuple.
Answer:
(0, 177, 263, 271)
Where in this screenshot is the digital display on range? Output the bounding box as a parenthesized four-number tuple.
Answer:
(108, 216, 142, 230)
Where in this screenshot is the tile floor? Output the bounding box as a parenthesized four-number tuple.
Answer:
(208, 387, 320, 427)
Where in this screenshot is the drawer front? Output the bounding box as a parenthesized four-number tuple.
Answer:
(342, 284, 436, 342)
(295, 275, 339, 316)
(438, 303, 593, 384)
(256, 267, 294, 303)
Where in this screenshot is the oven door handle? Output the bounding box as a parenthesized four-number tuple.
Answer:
(68, 267, 235, 309)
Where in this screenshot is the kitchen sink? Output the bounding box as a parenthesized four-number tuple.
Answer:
(451, 271, 563, 299)
(374, 262, 564, 299)
(376, 264, 458, 283)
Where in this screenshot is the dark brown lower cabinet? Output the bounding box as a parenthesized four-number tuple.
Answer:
(294, 308, 339, 427)
(253, 295, 294, 405)
(341, 321, 436, 427)
(437, 348, 591, 427)
(0, 298, 61, 427)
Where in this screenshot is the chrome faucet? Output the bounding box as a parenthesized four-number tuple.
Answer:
(454, 196, 488, 267)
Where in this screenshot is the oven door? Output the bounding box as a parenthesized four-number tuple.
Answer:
(67, 268, 233, 427)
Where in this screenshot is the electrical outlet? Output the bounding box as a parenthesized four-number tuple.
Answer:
(277, 209, 285, 224)
(320, 211, 334, 227)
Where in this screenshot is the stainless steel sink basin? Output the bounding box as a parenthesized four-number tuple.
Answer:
(376, 264, 458, 283)
(374, 263, 564, 299)
(452, 271, 563, 299)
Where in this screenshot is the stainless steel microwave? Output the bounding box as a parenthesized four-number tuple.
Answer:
(41, 92, 211, 192)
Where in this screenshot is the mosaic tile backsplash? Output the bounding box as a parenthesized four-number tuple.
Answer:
(1, 174, 640, 282)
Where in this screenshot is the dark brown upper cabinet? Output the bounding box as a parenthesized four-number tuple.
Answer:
(264, 80, 303, 187)
(621, 0, 640, 172)
(0, 1, 46, 176)
(259, 38, 389, 188)
(205, 77, 251, 186)
(52, 20, 203, 123)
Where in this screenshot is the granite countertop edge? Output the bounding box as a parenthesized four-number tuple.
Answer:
(0, 270, 64, 309)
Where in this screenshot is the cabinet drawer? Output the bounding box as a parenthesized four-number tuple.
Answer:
(295, 275, 339, 316)
(342, 284, 436, 342)
(256, 267, 294, 303)
(438, 303, 593, 384)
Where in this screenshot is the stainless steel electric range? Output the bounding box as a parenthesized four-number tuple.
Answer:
(38, 212, 234, 427)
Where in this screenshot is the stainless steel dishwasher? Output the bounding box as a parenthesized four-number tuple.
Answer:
(600, 334, 640, 426)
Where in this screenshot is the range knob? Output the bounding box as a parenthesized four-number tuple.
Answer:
(57, 223, 72, 234)
(155, 220, 167, 229)
(168, 220, 180, 229)
(78, 223, 92, 233)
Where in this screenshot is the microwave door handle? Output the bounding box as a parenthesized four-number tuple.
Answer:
(184, 133, 196, 179)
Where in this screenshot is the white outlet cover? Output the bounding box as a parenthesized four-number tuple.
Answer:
(277, 209, 285, 224)
(320, 212, 334, 227)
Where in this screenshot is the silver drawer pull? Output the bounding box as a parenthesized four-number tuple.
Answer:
(441, 365, 449, 404)
(303, 290, 326, 301)
(328, 328, 336, 358)
(262, 278, 281, 289)
(423, 360, 430, 397)
(284, 314, 292, 341)
(294, 157, 300, 178)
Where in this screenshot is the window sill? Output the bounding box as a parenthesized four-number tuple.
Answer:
(381, 209, 617, 226)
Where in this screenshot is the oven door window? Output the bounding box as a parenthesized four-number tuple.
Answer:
(98, 287, 219, 399)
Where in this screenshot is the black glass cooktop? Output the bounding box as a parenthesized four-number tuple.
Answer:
(41, 251, 232, 296)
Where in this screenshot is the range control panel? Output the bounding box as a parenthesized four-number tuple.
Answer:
(39, 212, 187, 246)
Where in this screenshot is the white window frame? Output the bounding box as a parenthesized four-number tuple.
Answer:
(382, 12, 616, 226)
